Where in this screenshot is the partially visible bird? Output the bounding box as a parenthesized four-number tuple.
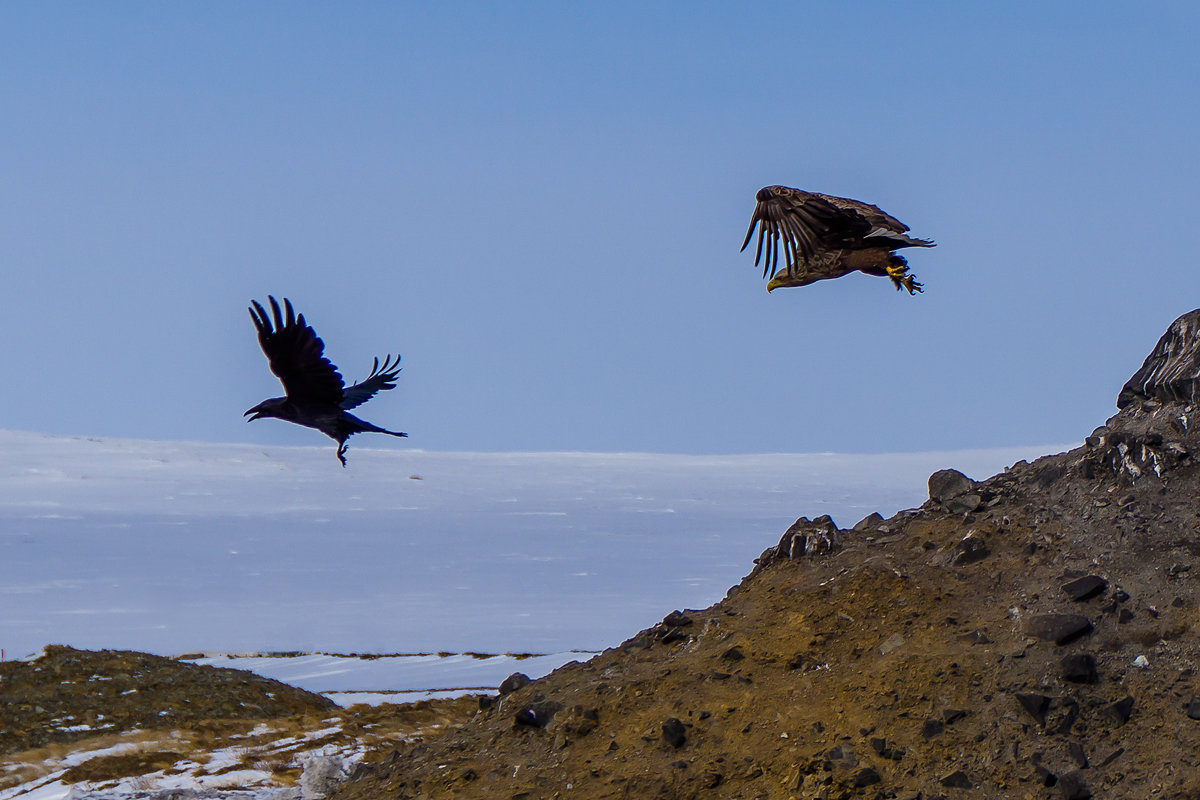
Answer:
(741, 185, 934, 294)
(245, 296, 407, 466)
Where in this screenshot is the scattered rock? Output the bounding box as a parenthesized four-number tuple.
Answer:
(662, 610, 692, 627)
(300, 755, 349, 800)
(513, 699, 562, 729)
(1023, 614, 1093, 644)
(945, 493, 983, 514)
(1117, 308, 1200, 408)
(662, 717, 687, 748)
(1104, 696, 1135, 725)
(498, 673, 532, 695)
(1016, 693, 1052, 725)
(929, 468, 975, 504)
(953, 532, 990, 564)
(1186, 697, 1200, 720)
(940, 769, 973, 789)
(1061, 654, 1099, 684)
(1058, 770, 1092, 800)
(853, 766, 881, 787)
(853, 512, 884, 531)
(1061, 575, 1108, 601)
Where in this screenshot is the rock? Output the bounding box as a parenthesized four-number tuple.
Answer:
(920, 718, 944, 738)
(953, 533, 990, 565)
(929, 469, 975, 503)
(1061, 654, 1099, 684)
(1023, 614, 1093, 644)
(824, 744, 857, 769)
(662, 610, 692, 627)
(1186, 697, 1200, 720)
(498, 672, 532, 695)
(720, 645, 744, 661)
(1016, 693, 1052, 725)
(1067, 741, 1088, 769)
(773, 515, 843, 560)
(662, 717, 687, 748)
(940, 769, 973, 789)
(869, 737, 904, 760)
(300, 755, 349, 800)
(853, 512, 884, 531)
(879, 633, 905, 656)
(1105, 696, 1135, 725)
(513, 699, 562, 729)
(943, 708, 968, 725)
(945, 493, 983, 514)
(1117, 308, 1200, 408)
(1061, 575, 1108, 601)
(1058, 770, 1092, 800)
(853, 767, 881, 787)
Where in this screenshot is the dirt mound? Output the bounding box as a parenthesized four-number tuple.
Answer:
(0, 644, 338, 755)
(331, 310, 1200, 799)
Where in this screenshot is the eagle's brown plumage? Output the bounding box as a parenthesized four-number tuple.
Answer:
(741, 185, 935, 294)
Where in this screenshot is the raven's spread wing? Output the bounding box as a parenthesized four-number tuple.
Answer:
(249, 296, 345, 405)
(740, 186, 874, 279)
(341, 355, 402, 411)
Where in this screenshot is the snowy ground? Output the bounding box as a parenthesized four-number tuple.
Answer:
(0, 430, 1066, 699)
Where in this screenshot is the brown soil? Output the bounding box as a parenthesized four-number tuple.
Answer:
(331, 386, 1200, 797)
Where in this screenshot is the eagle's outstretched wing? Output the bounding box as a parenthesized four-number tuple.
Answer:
(741, 186, 874, 279)
(249, 296, 346, 406)
(341, 355, 403, 411)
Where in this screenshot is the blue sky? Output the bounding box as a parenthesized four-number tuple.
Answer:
(2, 3, 1197, 454)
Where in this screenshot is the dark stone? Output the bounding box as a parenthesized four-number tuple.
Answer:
(1118, 608, 1135, 624)
(1062, 575, 1108, 601)
(660, 627, 688, 644)
(1097, 747, 1125, 767)
(1061, 654, 1099, 684)
(662, 717, 687, 748)
(945, 493, 983, 514)
(940, 770, 972, 789)
(869, 737, 904, 760)
(498, 672, 532, 695)
(920, 718, 945, 738)
(943, 708, 968, 725)
(1105, 696, 1134, 725)
(825, 745, 857, 769)
(1117, 308, 1200, 408)
(721, 645, 745, 661)
(853, 512, 884, 531)
(1058, 770, 1092, 800)
(853, 767, 881, 787)
(662, 610, 692, 627)
(959, 629, 993, 645)
(1024, 614, 1093, 644)
(1047, 697, 1080, 735)
(929, 468, 974, 503)
(953, 534, 990, 565)
(1016, 693, 1052, 725)
(774, 515, 843, 560)
(1067, 741, 1088, 769)
(513, 698, 562, 729)
(1186, 697, 1200, 720)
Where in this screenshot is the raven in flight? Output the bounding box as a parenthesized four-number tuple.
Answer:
(742, 185, 934, 294)
(245, 296, 407, 466)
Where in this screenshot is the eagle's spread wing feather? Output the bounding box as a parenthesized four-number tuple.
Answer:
(249, 296, 346, 406)
(740, 186, 873, 279)
(341, 355, 403, 411)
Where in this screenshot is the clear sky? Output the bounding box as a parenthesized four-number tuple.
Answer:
(2, 3, 1197, 454)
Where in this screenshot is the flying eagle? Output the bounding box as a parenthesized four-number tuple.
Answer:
(741, 185, 934, 294)
(245, 296, 407, 466)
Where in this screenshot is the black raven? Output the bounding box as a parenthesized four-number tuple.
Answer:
(245, 296, 407, 466)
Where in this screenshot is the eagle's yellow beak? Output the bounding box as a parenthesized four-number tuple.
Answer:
(766, 276, 784, 293)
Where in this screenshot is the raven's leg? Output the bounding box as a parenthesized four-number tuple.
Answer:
(336, 442, 349, 467)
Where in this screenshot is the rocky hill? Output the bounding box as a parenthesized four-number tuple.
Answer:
(331, 309, 1200, 800)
